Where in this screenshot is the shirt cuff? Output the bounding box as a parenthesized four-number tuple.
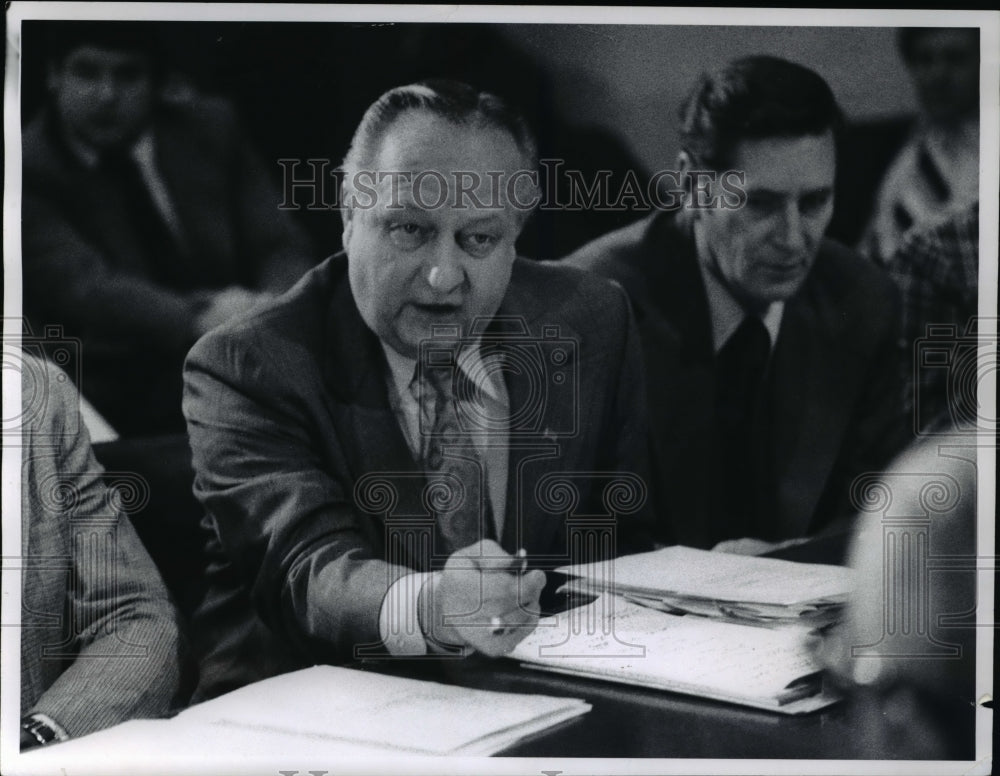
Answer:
(379, 572, 433, 656)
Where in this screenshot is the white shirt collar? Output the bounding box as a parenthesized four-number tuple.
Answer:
(131, 131, 157, 169)
(62, 128, 155, 171)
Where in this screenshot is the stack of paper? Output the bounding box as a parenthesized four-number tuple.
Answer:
(174, 664, 590, 755)
(511, 594, 839, 714)
(21, 665, 591, 768)
(559, 545, 854, 628)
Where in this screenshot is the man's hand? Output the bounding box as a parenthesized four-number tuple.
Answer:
(194, 287, 274, 336)
(419, 539, 546, 657)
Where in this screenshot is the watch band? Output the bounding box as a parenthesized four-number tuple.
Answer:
(21, 714, 67, 747)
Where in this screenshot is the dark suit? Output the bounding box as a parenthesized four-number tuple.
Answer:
(21, 97, 315, 436)
(20, 354, 189, 738)
(565, 212, 907, 548)
(182, 254, 654, 699)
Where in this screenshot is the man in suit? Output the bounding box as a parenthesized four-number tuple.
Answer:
(183, 80, 654, 699)
(17, 352, 189, 749)
(566, 56, 907, 552)
(21, 22, 315, 437)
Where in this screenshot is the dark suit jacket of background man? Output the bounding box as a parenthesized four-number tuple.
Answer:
(20, 355, 189, 737)
(21, 96, 315, 436)
(565, 211, 907, 548)
(182, 254, 655, 699)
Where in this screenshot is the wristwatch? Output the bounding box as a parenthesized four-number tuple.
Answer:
(20, 714, 66, 749)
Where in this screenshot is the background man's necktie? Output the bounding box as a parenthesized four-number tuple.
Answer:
(712, 315, 772, 543)
(414, 364, 495, 555)
(101, 150, 190, 283)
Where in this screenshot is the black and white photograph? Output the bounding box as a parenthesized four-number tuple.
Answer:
(2, 4, 997, 775)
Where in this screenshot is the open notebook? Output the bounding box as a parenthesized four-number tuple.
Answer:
(511, 595, 840, 714)
(20, 665, 591, 767)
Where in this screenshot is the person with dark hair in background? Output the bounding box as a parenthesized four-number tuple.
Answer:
(16, 352, 190, 750)
(855, 28, 979, 264)
(21, 22, 316, 437)
(182, 80, 654, 700)
(566, 56, 907, 553)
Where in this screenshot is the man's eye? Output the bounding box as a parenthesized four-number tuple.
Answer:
(458, 232, 499, 258)
(745, 194, 780, 214)
(388, 223, 429, 249)
(70, 63, 100, 82)
(800, 191, 832, 217)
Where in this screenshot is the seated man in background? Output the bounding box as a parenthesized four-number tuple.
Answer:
(21, 22, 316, 437)
(861, 27, 979, 264)
(183, 80, 654, 699)
(567, 56, 907, 552)
(16, 352, 190, 750)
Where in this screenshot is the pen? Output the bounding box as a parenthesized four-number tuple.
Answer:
(490, 549, 529, 636)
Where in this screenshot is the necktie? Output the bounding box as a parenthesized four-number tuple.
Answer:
(101, 150, 189, 285)
(413, 363, 494, 555)
(712, 315, 772, 542)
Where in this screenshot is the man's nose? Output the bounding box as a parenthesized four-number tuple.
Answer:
(94, 73, 119, 103)
(424, 240, 466, 295)
(776, 203, 808, 253)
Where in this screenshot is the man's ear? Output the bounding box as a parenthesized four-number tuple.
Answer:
(676, 150, 693, 176)
(675, 151, 698, 216)
(341, 181, 354, 245)
(342, 212, 354, 248)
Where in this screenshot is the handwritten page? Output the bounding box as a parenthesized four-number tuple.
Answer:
(558, 545, 854, 606)
(512, 595, 838, 714)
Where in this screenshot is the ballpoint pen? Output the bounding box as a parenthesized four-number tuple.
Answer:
(490, 548, 528, 636)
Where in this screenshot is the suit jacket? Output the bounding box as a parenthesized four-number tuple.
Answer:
(565, 211, 907, 548)
(182, 254, 655, 699)
(20, 354, 189, 738)
(21, 97, 316, 436)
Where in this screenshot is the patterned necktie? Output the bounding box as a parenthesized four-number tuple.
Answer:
(712, 315, 772, 542)
(413, 363, 494, 555)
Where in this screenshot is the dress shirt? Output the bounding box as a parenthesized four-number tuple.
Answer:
(693, 225, 784, 352)
(130, 133, 188, 248)
(377, 339, 511, 655)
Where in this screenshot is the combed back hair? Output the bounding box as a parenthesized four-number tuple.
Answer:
(341, 79, 538, 208)
(678, 55, 843, 171)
